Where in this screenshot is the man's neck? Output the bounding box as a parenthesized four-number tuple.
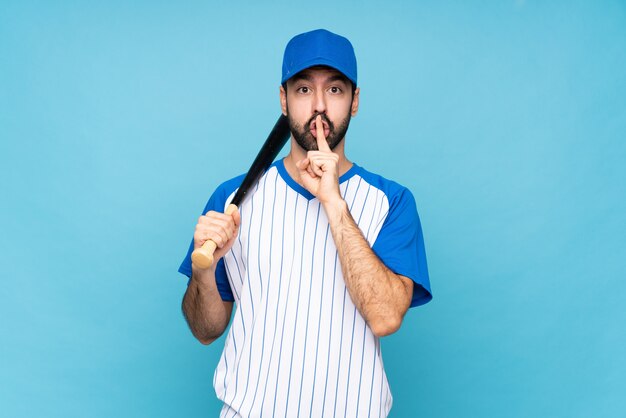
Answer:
(282, 138, 353, 187)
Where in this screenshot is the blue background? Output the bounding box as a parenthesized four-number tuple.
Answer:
(1, 1, 624, 417)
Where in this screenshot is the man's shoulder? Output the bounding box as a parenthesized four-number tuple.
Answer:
(352, 164, 413, 203)
(214, 172, 247, 196)
(205, 172, 247, 209)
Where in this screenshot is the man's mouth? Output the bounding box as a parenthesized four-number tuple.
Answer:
(309, 118, 330, 138)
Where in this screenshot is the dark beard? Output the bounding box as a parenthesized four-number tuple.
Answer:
(287, 110, 351, 151)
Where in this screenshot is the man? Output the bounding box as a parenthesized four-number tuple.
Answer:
(179, 29, 432, 418)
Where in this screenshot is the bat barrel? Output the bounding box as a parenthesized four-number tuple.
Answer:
(232, 114, 290, 207)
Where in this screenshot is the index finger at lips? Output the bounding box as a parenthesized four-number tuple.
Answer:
(315, 115, 331, 152)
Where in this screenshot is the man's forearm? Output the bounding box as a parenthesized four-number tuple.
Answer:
(323, 198, 413, 337)
(182, 267, 232, 344)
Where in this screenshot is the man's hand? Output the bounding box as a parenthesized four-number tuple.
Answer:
(295, 115, 342, 205)
(193, 209, 241, 271)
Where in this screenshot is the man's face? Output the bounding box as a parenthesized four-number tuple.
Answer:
(280, 66, 360, 151)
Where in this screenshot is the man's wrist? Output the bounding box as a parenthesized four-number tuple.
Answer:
(191, 265, 217, 288)
(321, 196, 349, 224)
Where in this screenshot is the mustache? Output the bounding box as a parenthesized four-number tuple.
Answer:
(307, 112, 334, 133)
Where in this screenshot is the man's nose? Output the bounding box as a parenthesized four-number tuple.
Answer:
(313, 89, 327, 114)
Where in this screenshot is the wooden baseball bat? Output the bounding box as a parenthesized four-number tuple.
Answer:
(191, 114, 291, 269)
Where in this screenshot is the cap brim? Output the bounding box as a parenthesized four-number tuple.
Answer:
(281, 57, 357, 86)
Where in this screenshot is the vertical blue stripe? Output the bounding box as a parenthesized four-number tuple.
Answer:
(221, 326, 238, 418)
(219, 264, 238, 400)
(223, 400, 232, 417)
(342, 306, 358, 418)
(342, 181, 370, 416)
(223, 239, 242, 418)
(224, 261, 240, 306)
(229, 192, 246, 297)
(355, 322, 368, 417)
(296, 202, 322, 416)
(332, 288, 349, 418)
(349, 178, 362, 212)
(223, 180, 248, 418)
(363, 192, 385, 414)
(355, 185, 379, 416)
(230, 247, 246, 290)
(378, 340, 384, 418)
(355, 183, 371, 227)
(228, 191, 247, 293)
(367, 339, 377, 418)
(384, 381, 389, 416)
(332, 177, 362, 417)
(343, 180, 371, 417)
(308, 223, 331, 418)
(225, 180, 260, 417)
(377, 206, 390, 233)
(215, 331, 231, 393)
(271, 194, 301, 418)
(260, 180, 288, 413)
(321, 178, 352, 417)
(365, 191, 382, 247)
(320, 251, 339, 418)
(283, 199, 311, 417)
(249, 171, 279, 410)
(235, 188, 247, 287)
(256, 173, 269, 297)
(244, 181, 259, 318)
(360, 190, 387, 418)
(237, 173, 270, 413)
(375, 191, 385, 232)
(222, 334, 230, 403)
(213, 352, 219, 390)
(368, 190, 384, 242)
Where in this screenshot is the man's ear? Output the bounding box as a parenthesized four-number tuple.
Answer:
(280, 85, 288, 116)
(351, 87, 360, 116)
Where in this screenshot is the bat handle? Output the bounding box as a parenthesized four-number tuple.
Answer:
(191, 204, 238, 270)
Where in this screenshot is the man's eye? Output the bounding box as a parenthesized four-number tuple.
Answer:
(297, 86, 310, 94)
(329, 86, 342, 94)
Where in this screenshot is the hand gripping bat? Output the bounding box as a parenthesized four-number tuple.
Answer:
(190, 114, 291, 269)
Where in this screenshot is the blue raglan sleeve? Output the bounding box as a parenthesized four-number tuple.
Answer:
(178, 188, 235, 302)
(371, 187, 432, 308)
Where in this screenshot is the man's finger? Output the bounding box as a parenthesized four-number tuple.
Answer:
(296, 158, 310, 171)
(231, 208, 241, 227)
(315, 115, 331, 152)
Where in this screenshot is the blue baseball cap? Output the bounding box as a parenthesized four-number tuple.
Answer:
(281, 29, 357, 86)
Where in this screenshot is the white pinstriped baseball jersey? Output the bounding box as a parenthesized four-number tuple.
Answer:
(179, 159, 431, 417)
